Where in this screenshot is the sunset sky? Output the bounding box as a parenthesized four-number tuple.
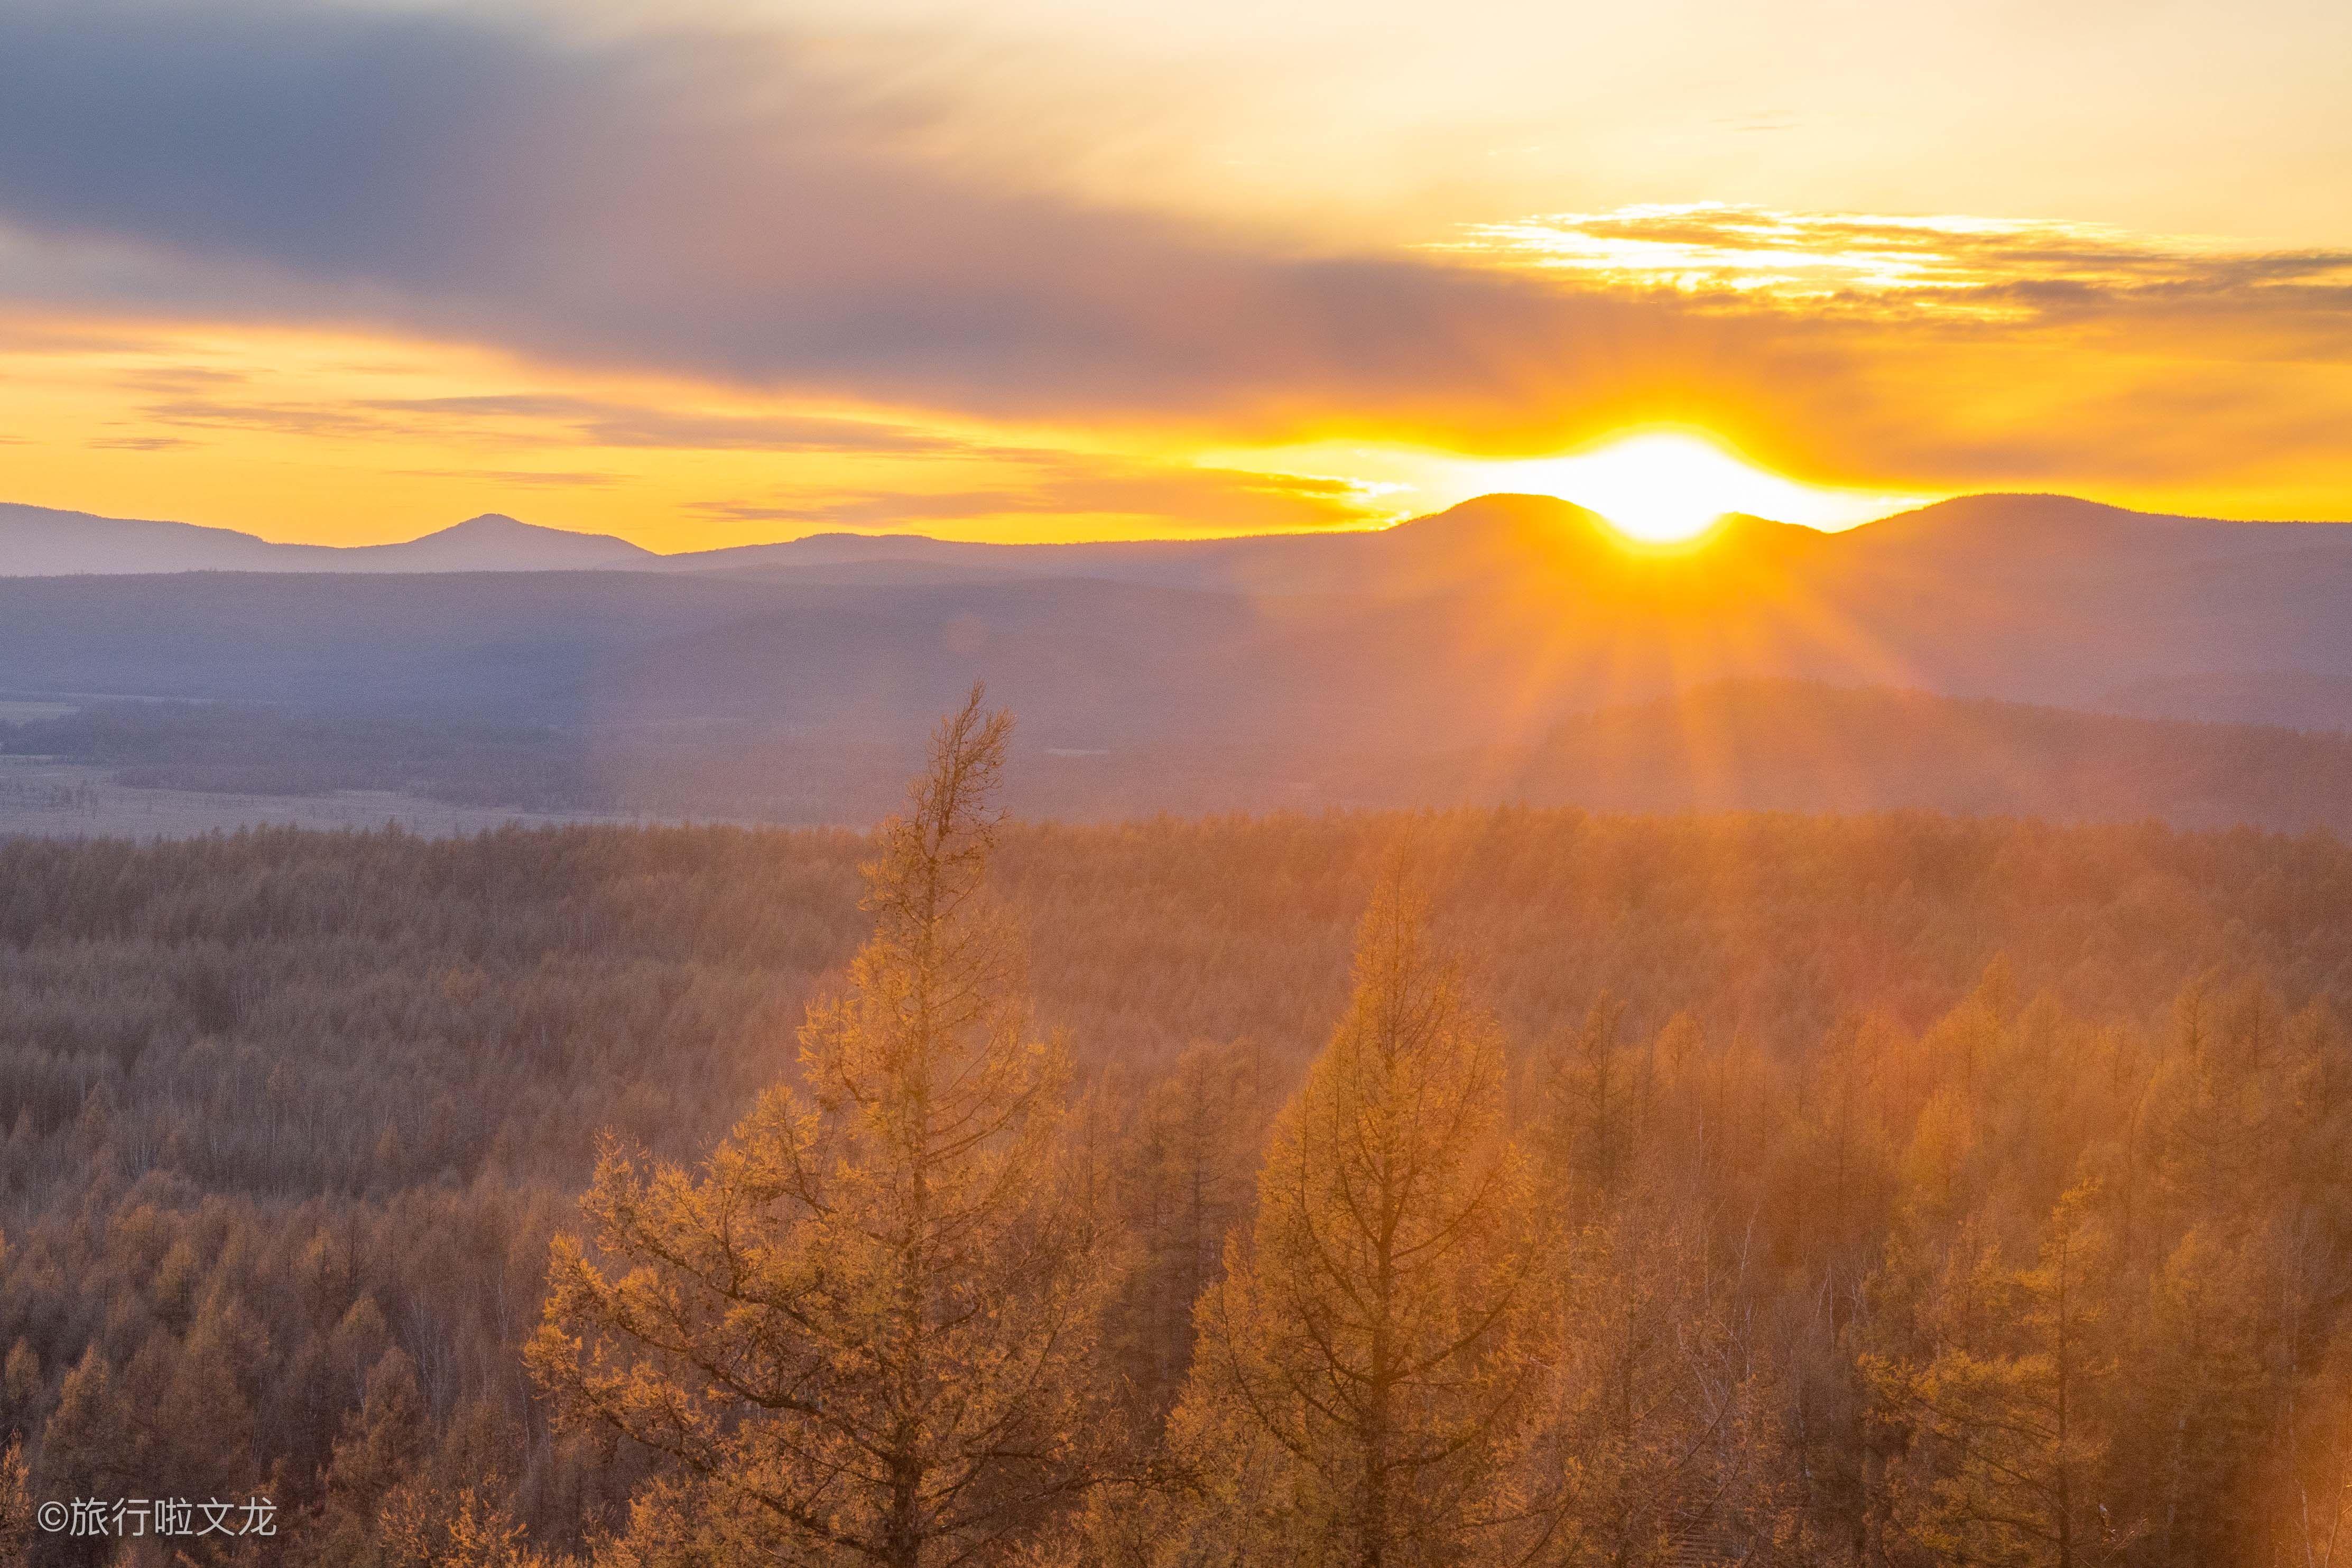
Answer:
(2, 0, 2348, 548)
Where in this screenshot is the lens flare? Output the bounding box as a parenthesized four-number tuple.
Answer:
(1493, 431, 1917, 543)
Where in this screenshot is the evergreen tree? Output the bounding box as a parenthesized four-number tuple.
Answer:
(33, 1350, 135, 1568)
(1165, 868, 1552, 1568)
(2132, 1224, 2278, 1564)
(531, 689, 1124, 1568)
(0, 1439, 27, 1567)
(1121, 1036, 1279, 1411)
(1538, 1208, 1792, 1566)
(1867, 1181, 2123, 1567)
(302, 1347, 431, 1567)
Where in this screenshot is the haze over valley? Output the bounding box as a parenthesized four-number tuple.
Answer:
(8, 489, 2352, 833)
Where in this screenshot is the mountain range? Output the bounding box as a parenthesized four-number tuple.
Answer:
(5, 489, 2352, 828)
(8, 489, 2347, 589)
(9, 490, 2350, 725)
(7, 493, 1820, 584)
(7, 485, 2349, 584)
(0, 505, 663, 575)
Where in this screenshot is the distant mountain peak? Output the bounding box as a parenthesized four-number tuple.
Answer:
(409, 512, 615, 543)
(1382, 491, 1619, 549)
(1363, 492, 1828, 594)
(349, 514, 659, 570)
(0, 500, 659, 575)
(1404, 491, 1615, 528)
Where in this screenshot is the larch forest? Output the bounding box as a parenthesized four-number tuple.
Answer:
(3, 688, 2351, 1568)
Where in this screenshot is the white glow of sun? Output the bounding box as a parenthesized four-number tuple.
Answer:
(1493, 431, 1916, 543)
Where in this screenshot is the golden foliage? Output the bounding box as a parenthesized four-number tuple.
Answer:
(531, 689, 1124, 1567)
(1166, 868, 1553, 1568)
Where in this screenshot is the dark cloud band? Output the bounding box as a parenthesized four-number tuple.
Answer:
(0, 1, 2346, 496)
(0, 2, 1771, 438)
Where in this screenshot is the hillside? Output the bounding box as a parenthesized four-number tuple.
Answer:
(7, 492, 2352, 837)
(5, 494, 2352, 733)
(2, 808, 2348, 1560)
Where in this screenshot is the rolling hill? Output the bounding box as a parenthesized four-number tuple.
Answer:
(5, 489, 2351, 833)
(0, 504, 658, 574)
(7, 493, 2351, 731)
(13, 490, 2350, 592)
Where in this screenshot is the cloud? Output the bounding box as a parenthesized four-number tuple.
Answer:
(86, 434, 196, 450)
(395, 467, 622, 487)
(136, 396, 394, 438)
(361, 395, 969, 453)
(0, 314, 170, 356)
(691, 459, 1383, 532)
(1442, 203, 2352, 318)
(102, 382, 978, 455)
(0, 1, 1788, 447)
(0, 5, 2346, 508)
(116, 365, 249, 391)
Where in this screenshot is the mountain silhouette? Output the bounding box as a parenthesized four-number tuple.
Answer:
(336, 514, 659, 572)
(6, 490, 2352, 756)
(0, 504, 655, 575)
(7, 489, 2346, 591)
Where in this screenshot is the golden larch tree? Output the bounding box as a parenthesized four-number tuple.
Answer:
(1865, 1180, 2123, 1568)
(1164, 867, 1553, 1568)
(530, 688, 1124, 1568)
(1119, 1036, 1281, 1410)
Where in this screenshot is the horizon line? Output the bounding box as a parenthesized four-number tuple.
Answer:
(15, 488, 2352, 561)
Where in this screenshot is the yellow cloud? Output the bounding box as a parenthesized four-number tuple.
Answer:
(0, 313, 1397, 546)
(1438, 203, 2352, 316)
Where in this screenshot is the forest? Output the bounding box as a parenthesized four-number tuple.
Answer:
(2, 694, 2351, 1565)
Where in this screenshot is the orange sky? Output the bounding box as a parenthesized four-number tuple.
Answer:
(1, 3, 2348, 548)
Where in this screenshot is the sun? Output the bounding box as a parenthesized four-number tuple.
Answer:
(1489, 430, 1910, 544)
(1511, 431, 1791, 543)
